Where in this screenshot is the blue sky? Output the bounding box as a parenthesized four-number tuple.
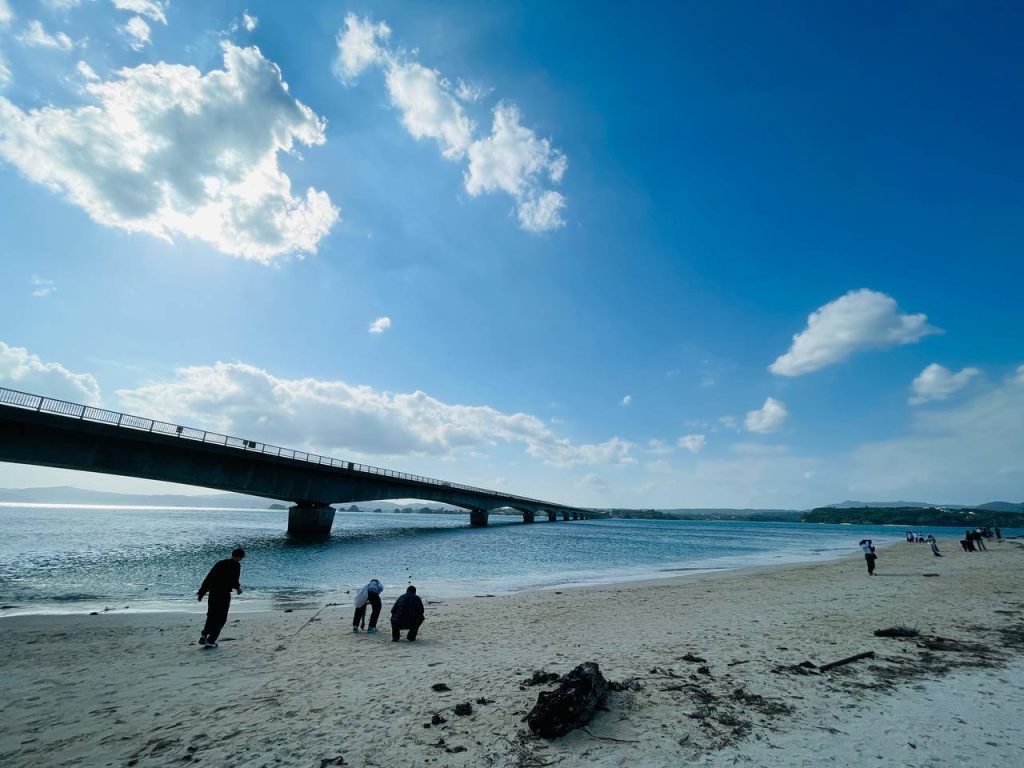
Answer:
(0, 0, 1021, 508)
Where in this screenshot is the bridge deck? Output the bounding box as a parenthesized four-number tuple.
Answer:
(0, 387, 598, 535)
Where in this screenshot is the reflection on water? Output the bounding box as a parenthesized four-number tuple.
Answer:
(1, 506, 1019, 616)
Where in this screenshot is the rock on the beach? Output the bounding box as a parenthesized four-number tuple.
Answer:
(526, 662, 608, 738)
(454, 702, 473, 716)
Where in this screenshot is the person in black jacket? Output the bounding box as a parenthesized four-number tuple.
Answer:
(391, 585, 425, 642)
(197, 548, 245, 648)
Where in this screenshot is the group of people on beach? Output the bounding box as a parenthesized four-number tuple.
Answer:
(195, 551, 425, 648)
(350, 578, 425, 641)
(862, 527, 1008, 574)
(960, 527, 1000, 552)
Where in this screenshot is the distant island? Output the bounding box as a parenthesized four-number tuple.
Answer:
(802, 506, 1024, 528)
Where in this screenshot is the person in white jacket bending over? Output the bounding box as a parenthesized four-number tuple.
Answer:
(352, 579, 384, 634)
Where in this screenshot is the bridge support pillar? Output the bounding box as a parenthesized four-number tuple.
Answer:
(522, 510, 535, 524)
(572, 511, 580, 520)
(288, 503, 336, 537)
(470, 509, 489, 527)
(548, 511, 558, 522)
(561, 511, 570, 521)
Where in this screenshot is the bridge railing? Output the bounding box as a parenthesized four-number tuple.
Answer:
(0, 386, 553, 507)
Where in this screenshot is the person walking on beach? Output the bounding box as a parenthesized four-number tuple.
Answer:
(352, 578, 384, 634)
(391, 585, 425, 642)
(197, 548, 245, 648)
(859, 539, 877, 575)
(927, 535, 942, 557)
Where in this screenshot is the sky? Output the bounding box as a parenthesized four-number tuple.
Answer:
(0, 0, 1021, 509)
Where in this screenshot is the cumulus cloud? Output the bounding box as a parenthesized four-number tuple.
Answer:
(0, 43, 338, 262)
(0, 0, 12, 26)
(385, 61, 474, 158)
(368, 316, 391, 334)
(0, 54, 9, 89)
(335, 14, 567, 232)
(0, 341, 101, 405)
(111, 0, 167, 25)
(745, 397, 788, 434)
(121, 16, 151, 50)
(333, 14, 389, 81)
(770, 289, 940, 376)
(30, 275, 56, 297)
(242, 12, 258, 32)
(620, 395, 631, 406)
(19, 20, 74, 51)
(116, 361, 635, 467)
(910, 363, 980, 405)
(76, 60, 99, 81)
(678, 434, 706, 453)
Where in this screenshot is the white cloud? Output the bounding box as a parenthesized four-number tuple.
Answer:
(242, 12, 258, 32)
(465, 103, 568, 231)
(0, 0, 12, 26)
(335, 15, 567, 233)
(30, 275, 56, 297)
(385, 61, 474, 158)
(770, 289, 940, 376)
(910, 363, 980, 405)
(0, 43, 338, 262)
(0, 53, 9, 89)
(369, 316, 391, 334)
(0, 341, 100, 405)
(121, 15, 150, 50)
(19, 20, 74, 51)
(116, 361, 635, 467)
(620, 394, 631, 406)
(76, 60, 99, 81)
(111, 0, 167, 25)
(745, 397, 788, 434)
(454, 78, 488, 103)
(678, 434, 706, 453)
(333, 14, 389, 81)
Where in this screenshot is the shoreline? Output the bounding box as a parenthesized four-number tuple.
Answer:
(3, 537, 1023, 766)
(0, 533, 903, 619)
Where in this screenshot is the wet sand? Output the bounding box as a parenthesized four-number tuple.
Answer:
(2, 537, 1023, 767)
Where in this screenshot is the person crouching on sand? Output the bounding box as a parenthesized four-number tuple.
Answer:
(859, 539, 877, 575)
(352, 578, 384, 634)
(391, 585, 425, 642)
(197, 548, 245, 648)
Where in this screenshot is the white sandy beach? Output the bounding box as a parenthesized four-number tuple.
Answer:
(2, 538, 1023, 768)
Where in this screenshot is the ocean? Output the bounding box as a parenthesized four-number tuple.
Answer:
(1, 505, 1016, 616)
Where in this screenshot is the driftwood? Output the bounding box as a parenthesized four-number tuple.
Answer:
(526, 662, 608, 738)
(818, 651, 875, 672)
(874, 626, 920, 638)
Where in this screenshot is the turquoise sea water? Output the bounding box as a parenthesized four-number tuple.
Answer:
(1, 505, 1018, 616)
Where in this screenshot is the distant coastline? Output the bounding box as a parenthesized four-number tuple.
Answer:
(1, 486, 1021, 528)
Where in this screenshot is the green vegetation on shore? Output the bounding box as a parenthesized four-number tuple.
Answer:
(801, 507, 1024, 527)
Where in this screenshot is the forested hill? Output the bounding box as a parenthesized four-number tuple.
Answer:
(801, 507, 1024, 527)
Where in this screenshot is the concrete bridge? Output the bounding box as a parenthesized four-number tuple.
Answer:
(0, 387, 599, 535)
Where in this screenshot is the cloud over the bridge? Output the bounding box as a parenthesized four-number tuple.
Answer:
(116, 361, 634, 467)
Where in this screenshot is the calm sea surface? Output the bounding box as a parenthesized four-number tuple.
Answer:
(1, 505, 1017, 616)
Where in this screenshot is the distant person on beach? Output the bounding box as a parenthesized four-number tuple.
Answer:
(197, 548, 245, 648)
(391, 585, 425, 642)
(859, 539, 877, 575)
(927, 535, 942, 557)
(995, 528, 1002, 540)
(963, 531, 976, 552)
(972, 530, 987, 551)
(352, 578, 384, 634)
